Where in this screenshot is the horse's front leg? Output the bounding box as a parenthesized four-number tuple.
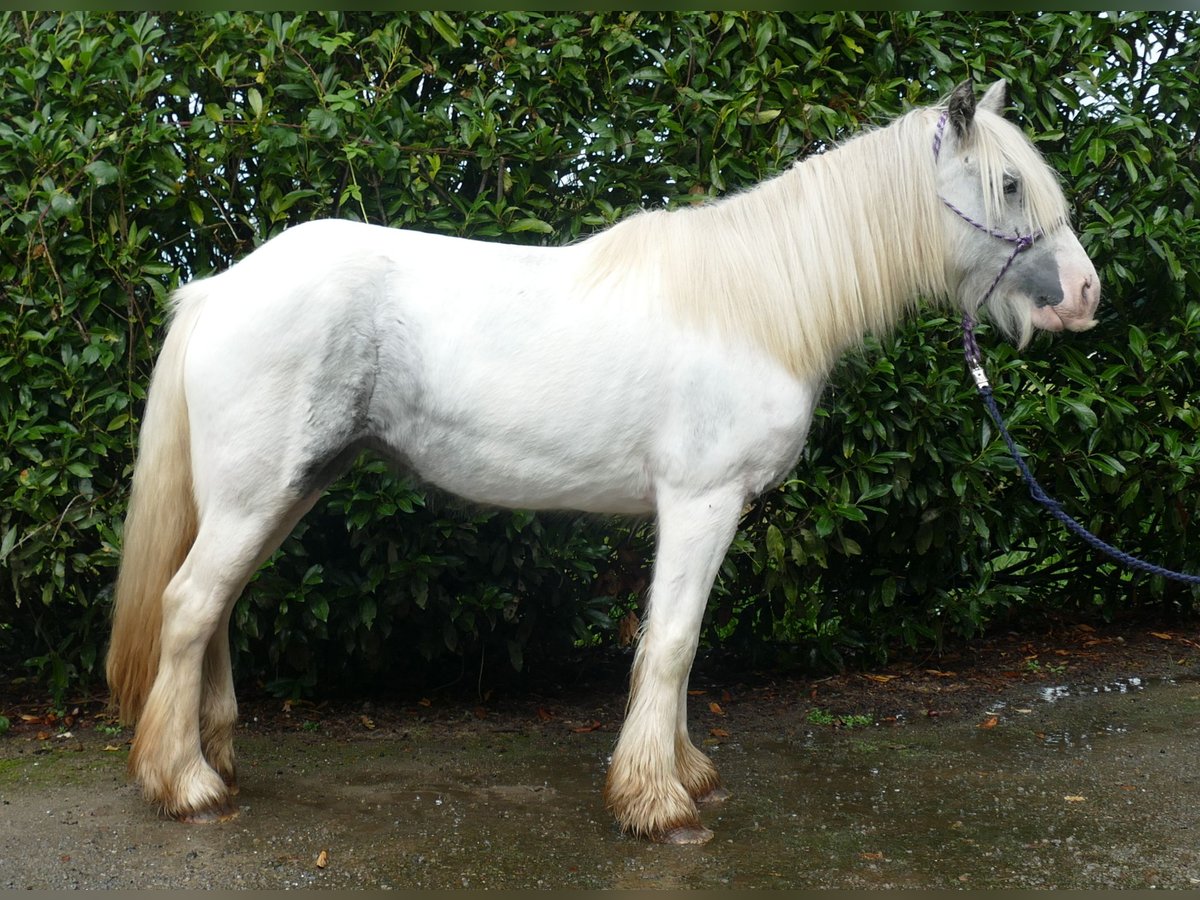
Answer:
(604, 485, 743, 844)
(676, 677, 729, 805)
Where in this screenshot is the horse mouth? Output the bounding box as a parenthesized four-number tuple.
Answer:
(1031, 302, 1097, 333)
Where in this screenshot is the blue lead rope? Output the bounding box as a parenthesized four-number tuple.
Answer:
(962, 315, 1200, 586)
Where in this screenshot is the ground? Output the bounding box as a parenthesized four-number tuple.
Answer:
(2, 622, 1199, 889)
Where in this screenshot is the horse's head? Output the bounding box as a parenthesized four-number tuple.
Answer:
(934, 79, 1100, 345)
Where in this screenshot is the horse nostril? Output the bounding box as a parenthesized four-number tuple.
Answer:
(1035, 294, 1062, 308)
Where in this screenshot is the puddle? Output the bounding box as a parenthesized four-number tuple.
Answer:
(1035, 675, 1150, 704)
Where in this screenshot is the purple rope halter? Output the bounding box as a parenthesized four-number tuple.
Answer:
(937, 110, 1200, 586)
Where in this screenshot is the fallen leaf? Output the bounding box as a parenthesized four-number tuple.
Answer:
(417, 698, 431, 707)
(977, 716, 999, 730)
(863, 674, 896, 683)
(925, 669, 957, 677)
(473, 707, 487, 720)
(710, 727, 730, 738)
(360, 715, 375, 730)
(1150, 632, 1174, 641)
(708, 702, 725, 716)
(282, 699, 293, 713)
(536, 707, 554, 722)
(860, 851, 884, 860)
(721, 690, 733, 703)
(687, 689, 707, 696)
(36, 731, 50, 741)
(1063, 795, 1086, 803)
(570, 720, 601, 733)
(316, 849, 329, 869)
(103, 744, 122, 752)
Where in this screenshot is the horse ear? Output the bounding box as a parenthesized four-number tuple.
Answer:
(947, 79, 976, 139)
(978, 79, 1008, 115)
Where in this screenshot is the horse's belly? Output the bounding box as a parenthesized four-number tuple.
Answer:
(381, 356, 661, 514)
(401, 424, 656, 514)
(374, 335, 813, 517)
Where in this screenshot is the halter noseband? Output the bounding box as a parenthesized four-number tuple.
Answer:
(933, 110, 1043, 317)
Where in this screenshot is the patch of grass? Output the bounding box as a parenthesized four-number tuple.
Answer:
(1024, 658, 1067, 676)
(858, 738, 924, 758)
(806, 708, 873, 729)
(0, 756, 25, 781)
(0, 716, 9, 735)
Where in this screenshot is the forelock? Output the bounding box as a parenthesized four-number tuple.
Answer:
(971, 110, 1069, 237)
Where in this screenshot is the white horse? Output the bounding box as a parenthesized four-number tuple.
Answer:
(107, 80, 1099, 843)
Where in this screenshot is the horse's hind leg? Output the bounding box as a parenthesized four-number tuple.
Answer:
(196, 502, 317, 795)
(130, 498, 314, 821)
(604, 484, 743, 843)
(199, 607, 238, 792)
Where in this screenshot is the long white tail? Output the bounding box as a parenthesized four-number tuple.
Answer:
(106, 285, 206, 724)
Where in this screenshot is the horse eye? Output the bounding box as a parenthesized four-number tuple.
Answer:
(1003, 175, 1020, 196)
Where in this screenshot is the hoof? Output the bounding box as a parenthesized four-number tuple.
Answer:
(176, 801, 239, 824)
(694, 785, 730, 805)
(659, 823, 714, 845)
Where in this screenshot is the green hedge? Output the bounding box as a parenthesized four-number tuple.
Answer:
(2, 12, 1197, 700)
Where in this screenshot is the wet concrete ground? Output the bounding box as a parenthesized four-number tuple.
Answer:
(2, 642, 1200, 889)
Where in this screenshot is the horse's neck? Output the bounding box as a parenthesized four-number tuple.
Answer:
(578, 111, 948, 383)
(704, 115, 948, 379)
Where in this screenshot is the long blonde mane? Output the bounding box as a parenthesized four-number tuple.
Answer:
(580, 102, 1067, 381)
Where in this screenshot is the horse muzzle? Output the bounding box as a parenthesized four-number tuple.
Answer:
(1030, 260, 1100, 333)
